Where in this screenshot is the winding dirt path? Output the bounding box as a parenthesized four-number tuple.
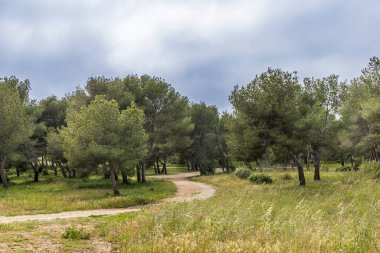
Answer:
(0, 172, 214, 224)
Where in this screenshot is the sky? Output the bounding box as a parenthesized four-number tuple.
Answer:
(1, 0, 380, 111)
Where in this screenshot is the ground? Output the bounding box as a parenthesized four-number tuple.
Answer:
(0, 167, 190, 216)
(1, 169, 379, 252)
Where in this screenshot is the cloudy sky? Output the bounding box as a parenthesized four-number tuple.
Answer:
(1, 0, 379, 110)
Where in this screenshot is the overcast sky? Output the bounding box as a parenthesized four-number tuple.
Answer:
(1, 0, 379, 110)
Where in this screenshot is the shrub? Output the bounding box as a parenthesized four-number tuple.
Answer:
(62, 227, 91, 240)
(336, 166, 359, 172)
(360, 161, 380, 179)
(234, 168, 252, 179)
(281, 173, 292, 180)
(248, 174, 273, 184)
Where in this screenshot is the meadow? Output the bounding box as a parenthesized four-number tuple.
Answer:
(0, 171, 176, 216)
(91, 168, 380, 252)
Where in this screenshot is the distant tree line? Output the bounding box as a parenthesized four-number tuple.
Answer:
(0, 57, 379, 190)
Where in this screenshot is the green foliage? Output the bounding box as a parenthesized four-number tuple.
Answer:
(62, 227, 91, 240)
(234, 168, 252, 179)
(189, 103, 220, 174)
(360, 161, 380, 179)
(336, 166, 359, 172)
(281, 173, 293, 180)
(248, 174, 273, 184)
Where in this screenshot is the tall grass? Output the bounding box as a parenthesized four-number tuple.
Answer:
(96, 170, 380, 252)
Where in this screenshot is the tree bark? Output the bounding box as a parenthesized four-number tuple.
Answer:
(293, 154, 306, 186)
(163, 161, 167, 175)
(52, 159, 58, 176)
(187, 161, 190, 170)
(110, 162, 120, 195)
(121, 170, 129, 185)
(31, 162, 39, 182)
(0, 156, 9, 188)
(311, 151, 321, 181)
(156, 157, 160, 174)
(136, 165, 141, 182)
(57, 162, 68, 177)
(141, 162, 146, 183)
(340, 153, 345, 166)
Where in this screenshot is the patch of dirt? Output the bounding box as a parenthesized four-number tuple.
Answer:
(0, 223, 117, 253)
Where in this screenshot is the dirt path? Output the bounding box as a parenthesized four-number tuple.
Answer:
(0, 172, 214, 224)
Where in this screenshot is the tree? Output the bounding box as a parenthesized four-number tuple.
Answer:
(188, 103, 219, 175)
(62, 96, 147, 194)
(0, 84, 32, 187)
(229, 68, 308, 185)
(339, 57, 380, 161)
(302, 75, 346, 180)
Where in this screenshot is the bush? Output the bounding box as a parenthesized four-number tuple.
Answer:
(336, 166, 359, 172)
(62, 227, 91, 240)
(281, 173, 292, 180)
(360, 161, 380, 179)
(234, 168, 252, 179)
(248, 174, 273, 184)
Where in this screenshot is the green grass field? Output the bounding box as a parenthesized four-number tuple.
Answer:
(144, 166, 193, 176)
(1, 167, 379, 252)
(91, 170, 380, 252)
(0, 173, 176, 216)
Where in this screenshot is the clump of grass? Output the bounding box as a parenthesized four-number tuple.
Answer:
(360, 161, 380, 179)
(62, 227, 91, 240)
(336, 166, 359, 172)
(234, 168, 252, 179)
(281, 173, 292, 180)
(248, 174, 273, 184)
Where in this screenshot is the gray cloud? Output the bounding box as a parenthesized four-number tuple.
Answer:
(1, 0, 379, 111)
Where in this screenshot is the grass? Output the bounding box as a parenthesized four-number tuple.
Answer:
(2, 167, 379, 252)
(0, 172, 176, 216)
(91, 170, 380, 252)
(62, 226, 91, 240)
(144, 166, 193, 176)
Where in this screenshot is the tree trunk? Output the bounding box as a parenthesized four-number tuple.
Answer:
(163, 161, 167, 175)
(72, 169, 77, 178)
(156, 157, 160, 174)
(340, 153, 345, 166)
(187, 161, 190, 170)
(293, 154, 306, 186)
(57, 162, 68, 177)
(306, 150, 310, 170)
(136, 165, 141, 182)
(52, 159, 58, 176)
(141, 162, 146, 183)
(121, 170, 129, 185)
(31, 162, 39, 182)
(0, 156, 9, 188)
(311, 151, 321, 181)
(110, 162, 120, 195)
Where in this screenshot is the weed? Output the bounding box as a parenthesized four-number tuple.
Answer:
(62, 227, 91, 240)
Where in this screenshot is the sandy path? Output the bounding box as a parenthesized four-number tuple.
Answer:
(0, 172, 214, 224)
